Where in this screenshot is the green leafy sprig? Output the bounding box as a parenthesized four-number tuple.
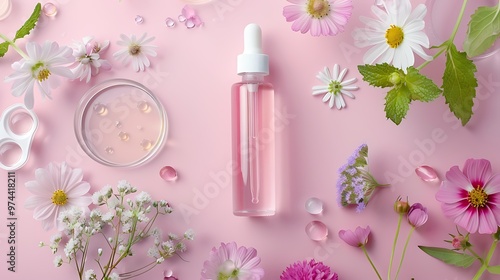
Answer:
(419, 227, 500, 280)
(358, 0, 499, 126)
(0, 3, 41, 58)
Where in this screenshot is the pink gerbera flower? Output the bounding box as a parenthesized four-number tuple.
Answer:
(201, 242, 264, 280)
(283, 0, 353, 36)
(436, 159, 500, 234)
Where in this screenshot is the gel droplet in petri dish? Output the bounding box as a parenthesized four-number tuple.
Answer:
(165, 17, 176, 28)
(104, 147, 114, 155)
(115, 121, 122, 128)
(160, 166, 178, 182)
(185, 19, 196, 29)
(305, 197, 323, 215)
(42, 2, 58, 17)
(9, 109, 34, 135)
(305, 221, 328, 241)
(118, 132, 130, 142)
(140, 139, 153, 151)
(178, 15, 186, 22)
(0, 0, 12, 21)
(93, 103, 108, 116)
(135, 15, 144, 24)
(137, 101, 151, 113)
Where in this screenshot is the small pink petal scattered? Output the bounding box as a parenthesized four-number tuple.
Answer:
(415, 165, 439, 182)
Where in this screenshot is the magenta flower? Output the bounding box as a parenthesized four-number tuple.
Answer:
(283, 0, 353, 36)
(338, 226, 371, 247)
(280, 259, 338, 280)
(436, 159, 500, 234)
(201, 242, 264, 280)
(407, 203, 428, 228)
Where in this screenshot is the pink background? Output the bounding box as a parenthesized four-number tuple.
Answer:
(1, 0, 500, 279)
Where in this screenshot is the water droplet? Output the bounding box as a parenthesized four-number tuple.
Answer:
(118, 132, 130, 142)
(160, 166, 178, 181)
(135, 15, 144, 24)
(140, 139, 153, 150)
(251, 197, 259, 204)
(305, 221, 328, 241)
(305, 197, 323, 215)
(137, 101, 151, 113)
(165, 17, 176, 28)
(185, 19, 195, 29)
(105, 147, 114, 155)
(93, 103, 108, 116)
(415, 165, 439, 182)
(178, 15, 186, 22)
(43, 3, 58, 17)
(9, 110, 34, 135)
(164, 270, 173, 277)
(115, 121, 122, 128)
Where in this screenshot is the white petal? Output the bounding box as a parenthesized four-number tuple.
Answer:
(341, 77, 357, 86)
(363, 43, 390, 64)
(337, 68, 347, 82)
(322, 93, 332, 102)
(341, 90, 356, 99)
(332, 64, 339, 81)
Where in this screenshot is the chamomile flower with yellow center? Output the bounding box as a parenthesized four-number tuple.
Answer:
(312, 64, 358, 109)
(5, 41, 74, 109)
(113, 33, 157, 72)
(283, 0, 353, 36)
(24, 162, 92, 231)
(353, 0, 432, 70)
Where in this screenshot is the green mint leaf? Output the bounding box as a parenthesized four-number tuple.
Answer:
(464, 4, 500, 57)
(14, 3, 42, 41)
(487, 265, 500, 274)
(405, 67, 442, 102)
(385, 86, 410, 125)
(442, 44, 478, 126)
(0, 41, 9, 58)
(358, 63, 400, 88)
(419, 246, 477, 268)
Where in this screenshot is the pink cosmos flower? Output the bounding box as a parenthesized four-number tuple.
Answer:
(338, 226, 371, 247)
(407, 203, 428, 228)
(283, 0, 353, 36)
(201, 242, 264, 280)
(436, 159, 500, 234)
(24, 162, 92, 231)
(280, 259, 338, 280)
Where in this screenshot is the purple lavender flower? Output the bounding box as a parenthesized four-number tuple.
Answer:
(280, 259, 338, 280)
(337, 144, 387, 211)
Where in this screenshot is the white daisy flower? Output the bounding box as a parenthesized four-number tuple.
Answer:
(4, 41, 74, 109)
(353, 0, 432, 70)
(71, 36, 111, 83)
(24, 162, 92, 231)
(113, 33, 157, 72)
(312, 64, 358, 110)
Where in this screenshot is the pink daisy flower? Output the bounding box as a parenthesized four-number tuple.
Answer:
(280, 259, 338, 280)
(283, 0, 353, 36)
(201, 242, 264, 280)
(436, 159, 500, 234)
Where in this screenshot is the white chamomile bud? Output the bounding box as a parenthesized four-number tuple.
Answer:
(53, 255, 63, 267)
(156, 257, 165, 264)
(98, 248, 103, 256)
(184, 229, 195, 240)
(39, 241, 45, 247)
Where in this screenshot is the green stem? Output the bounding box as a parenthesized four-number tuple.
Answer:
(361, 245, 383, 280)
(388, 213, 403, 280)
(467, 247, 484, 264)
(472, 239, 498, 280)
(394, 227, 415, 280)
(415, 0, 469, 71)
(0, 33, 28, 59)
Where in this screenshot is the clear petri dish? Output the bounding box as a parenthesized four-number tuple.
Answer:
(0, 0, 12, 21)
(425, 0, 499, 60)
(75, 79, 168, 167)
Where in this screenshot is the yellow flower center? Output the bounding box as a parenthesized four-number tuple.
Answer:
(307, 0, 330, 19)
(385, 25, 404, 48)
(468, 187, 488, 208)
(328, 81, 342, 95)
(32, 62, 51, 82)
(129, 45, 141, 56)
(51, 189, 68, 206)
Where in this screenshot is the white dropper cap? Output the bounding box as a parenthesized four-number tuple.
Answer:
(237, 23, 269, 76)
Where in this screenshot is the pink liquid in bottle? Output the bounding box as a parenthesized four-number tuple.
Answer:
(232, 24, 275, 216)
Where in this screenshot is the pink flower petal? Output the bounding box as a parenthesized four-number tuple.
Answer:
(415, 165, 439, 182)
(445, 166, 473, 191)
(463, 158, 492, 186)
